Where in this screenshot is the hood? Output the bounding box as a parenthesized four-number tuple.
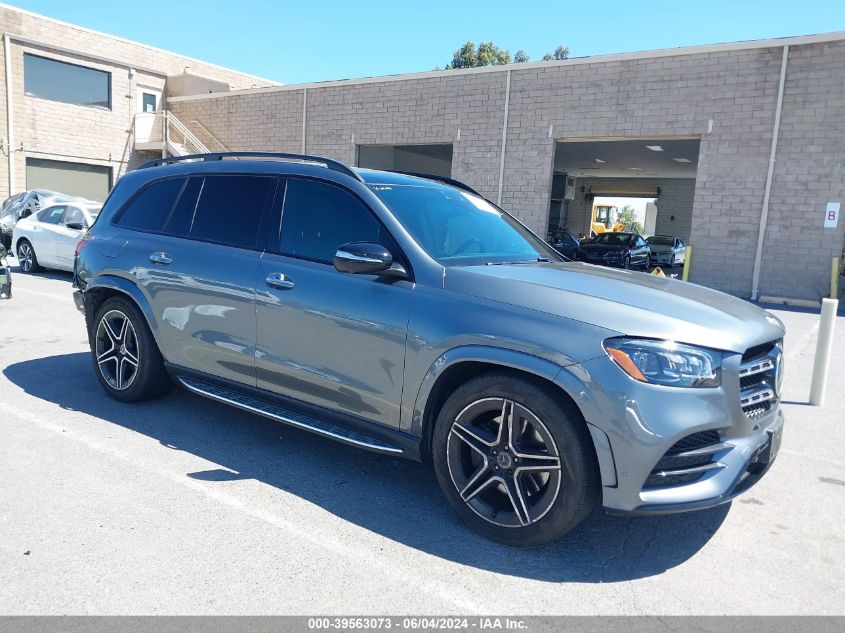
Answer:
(444, 261, 784, 353)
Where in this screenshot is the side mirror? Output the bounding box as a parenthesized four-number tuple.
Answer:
(66, 222, 84, 231)
(334, 242, 406, 278)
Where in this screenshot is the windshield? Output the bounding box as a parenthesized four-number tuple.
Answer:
(369, 184, 559, 266)
(591, 233, 633, 246)
(647, 236, 674, 246)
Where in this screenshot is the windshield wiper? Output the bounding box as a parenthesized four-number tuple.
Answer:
(485, 257, 553, 266)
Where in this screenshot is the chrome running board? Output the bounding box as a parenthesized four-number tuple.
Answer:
(178, 376, 405, 455)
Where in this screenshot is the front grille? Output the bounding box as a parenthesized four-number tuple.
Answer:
(644, 430, 724, 489)
(739, 339, 781, 420)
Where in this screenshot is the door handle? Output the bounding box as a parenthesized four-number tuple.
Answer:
(265, 272, 294, 290)
(149, 252, 172, 265)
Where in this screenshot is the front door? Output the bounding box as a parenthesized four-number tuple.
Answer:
(254, 177, 414, 428)
(54, 205, 87, 269)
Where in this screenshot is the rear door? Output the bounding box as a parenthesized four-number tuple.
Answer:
(254, 177, 413, 428)
(30, 205, 66, 266)
(113, 174, 276, 386)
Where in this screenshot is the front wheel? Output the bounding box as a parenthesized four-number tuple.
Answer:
(643, 255, 651, 270)
(91, 296, 172, 402)
(431, 372, 599, 547)
(623, 256, 631, 270)
(16, 240, 42, 273)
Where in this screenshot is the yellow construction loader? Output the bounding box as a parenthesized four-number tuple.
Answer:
(590, 204, 628, 236)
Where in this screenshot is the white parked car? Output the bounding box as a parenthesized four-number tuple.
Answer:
(13, 201, 101, 272)
(646, 235, 687, 267)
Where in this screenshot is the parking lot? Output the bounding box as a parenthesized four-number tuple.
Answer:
(1, 266, 844, 615)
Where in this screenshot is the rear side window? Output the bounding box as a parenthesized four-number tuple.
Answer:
(116, 178, 185, 232)
(279, 178, 382, 263)
(39, 206, 65, 224)
(189, 175, 274, 249)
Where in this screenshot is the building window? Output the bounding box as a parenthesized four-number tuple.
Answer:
(141, 92, 157, 113)
(24, 53, 111, 110)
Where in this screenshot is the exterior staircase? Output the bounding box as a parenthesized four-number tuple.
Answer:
(134, 110, 227, 157)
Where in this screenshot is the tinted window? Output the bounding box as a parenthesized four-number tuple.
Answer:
(116, 178, 185, 232)
(280, 179, 382, 263)
(24, 54, 111, 109)
(189, 175, 273, 249)
(164, 177, 203, 236)
(39, 206, 65, 225)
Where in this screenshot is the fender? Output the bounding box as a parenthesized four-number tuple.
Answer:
(83, 274, 161, 346)
(408, 345, 565, 438)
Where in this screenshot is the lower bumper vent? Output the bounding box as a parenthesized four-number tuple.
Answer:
(644, 430, 725, 488)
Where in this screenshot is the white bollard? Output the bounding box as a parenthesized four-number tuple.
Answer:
(809, 298, 839, 406)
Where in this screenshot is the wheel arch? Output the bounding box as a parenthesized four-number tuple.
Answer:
(413, 346, 596, 462)
(83, 276, 161, 347)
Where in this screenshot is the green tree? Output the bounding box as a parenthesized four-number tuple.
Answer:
(446, 41, 511, 69)
(514, 49, 530, 63)
(616, 205, 644, 234)
(542, 45, 570, 61)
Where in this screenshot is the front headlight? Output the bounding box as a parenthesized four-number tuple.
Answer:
(603, 338, 722, 388)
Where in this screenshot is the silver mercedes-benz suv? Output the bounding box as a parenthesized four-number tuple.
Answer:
(73, 152, 785, 546)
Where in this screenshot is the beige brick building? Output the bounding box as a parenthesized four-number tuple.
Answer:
(0, 3, 276, 202)
(4, 3, 844, 303)
(167, 34, 845, 303)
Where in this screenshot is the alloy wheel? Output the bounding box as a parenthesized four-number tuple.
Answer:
(95, 310, 140, 391)
(446, 397, 562, 528)
(18, 243, 32, 272)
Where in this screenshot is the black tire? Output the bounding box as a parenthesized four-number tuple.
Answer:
(431, 372, 600, 547)
(643, 255, 651, 271)
(16, 239, 42, 273)
(670, 254, 676, 267)
(90, 296, 172, 402)
(623, 256, 631, 270)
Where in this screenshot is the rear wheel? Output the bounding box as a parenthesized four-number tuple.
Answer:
(91, 296, 172, 402)
(432, 372, 599, 547)
(16, 240, 41, 273)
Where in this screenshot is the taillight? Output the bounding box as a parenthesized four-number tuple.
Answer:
(74, 232, 90, 258)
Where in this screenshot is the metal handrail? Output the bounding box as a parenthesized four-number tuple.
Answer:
(189, 120, 229, 152)
(139, 151, 364, 182)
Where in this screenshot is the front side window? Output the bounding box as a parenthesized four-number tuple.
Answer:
(63, 206, 85, 227)
(369, 184, 558, 266)
(39, 206, 65, 225)
(24, 54, 111, 109)
(189, 175, 274, 249)
(280, 179, 382, 263)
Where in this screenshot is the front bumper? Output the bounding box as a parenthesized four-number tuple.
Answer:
(561, 350, 784, 515)
(73, 289, 85, 313)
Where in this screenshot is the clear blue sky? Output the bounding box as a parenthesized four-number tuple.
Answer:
(15, 0, 845, 85)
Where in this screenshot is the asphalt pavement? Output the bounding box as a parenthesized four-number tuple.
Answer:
(1, 265, 843, 615)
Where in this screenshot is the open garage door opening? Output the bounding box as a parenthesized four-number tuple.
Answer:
(357, 144, 453, 179)
(547, 138, 701, 244)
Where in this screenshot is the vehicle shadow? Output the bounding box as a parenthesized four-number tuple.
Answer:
(8, 264, 74, 282)
(3, 352, 729, 583)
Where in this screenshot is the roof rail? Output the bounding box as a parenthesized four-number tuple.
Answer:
(389, 171, 481, 196)
(138, 152, 363, 182)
